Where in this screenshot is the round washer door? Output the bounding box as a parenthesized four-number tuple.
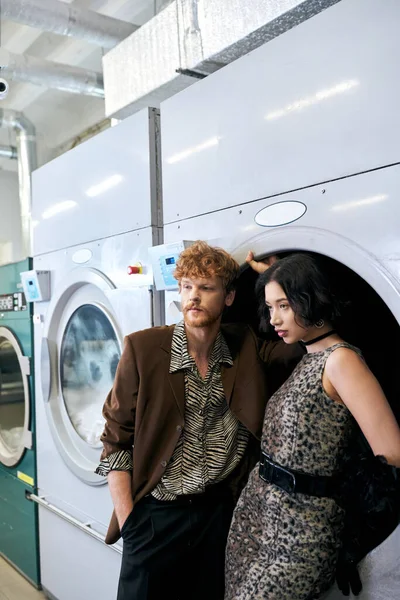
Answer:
(0, 327, 31, 467)
(234, 225, 400, 325)
(41, 268, 123, 485)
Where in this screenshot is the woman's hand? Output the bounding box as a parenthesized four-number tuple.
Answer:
(246, 251, 279, 274)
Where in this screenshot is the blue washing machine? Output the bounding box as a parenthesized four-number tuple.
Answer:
(0, 258, 40, 586)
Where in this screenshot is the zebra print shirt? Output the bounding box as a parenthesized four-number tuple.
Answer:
(95, 448, 132, 476)
(96, 321, 250, 499)
(152, 320, 250, 500)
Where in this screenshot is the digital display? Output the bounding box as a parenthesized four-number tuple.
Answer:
(0, 294, 14, 311)
(165, 257, 176, 265)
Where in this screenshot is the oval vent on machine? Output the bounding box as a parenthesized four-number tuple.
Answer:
(72, 248, 93, 264)
(255, 201, 307, 227)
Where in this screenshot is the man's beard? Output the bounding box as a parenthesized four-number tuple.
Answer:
(183, 307, 221, 328)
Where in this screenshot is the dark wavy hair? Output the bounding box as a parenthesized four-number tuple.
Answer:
(255, 253, 344, 332)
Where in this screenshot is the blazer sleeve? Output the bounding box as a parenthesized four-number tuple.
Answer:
(99, 335, 138, 461)
(259, 339, 305, 396)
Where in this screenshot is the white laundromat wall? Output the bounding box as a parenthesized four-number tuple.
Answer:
(161, 0, 400, 229)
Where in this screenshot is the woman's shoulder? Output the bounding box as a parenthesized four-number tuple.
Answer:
(325, 341, 362, 357)
(324, 343, 365, 376)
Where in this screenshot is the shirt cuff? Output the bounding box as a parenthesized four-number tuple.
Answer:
(95, 449, 133, 476)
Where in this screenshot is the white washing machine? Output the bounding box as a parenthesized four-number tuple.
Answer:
(159, 0, 400, 597)
(31, 108, 163, 600)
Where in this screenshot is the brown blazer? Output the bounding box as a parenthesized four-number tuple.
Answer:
(100, 323, 302, 544)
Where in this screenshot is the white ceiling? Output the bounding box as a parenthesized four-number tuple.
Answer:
(0, 0, 164, 173)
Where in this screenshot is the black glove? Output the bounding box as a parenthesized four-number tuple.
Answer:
(335, 556, 362, 597)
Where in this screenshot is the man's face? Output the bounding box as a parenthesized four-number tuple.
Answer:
(180, 275, 235, 328)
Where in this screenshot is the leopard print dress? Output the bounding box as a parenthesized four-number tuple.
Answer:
(225, 343, 359, 600)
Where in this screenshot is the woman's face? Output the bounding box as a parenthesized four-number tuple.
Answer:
(265, 281, 308, 344)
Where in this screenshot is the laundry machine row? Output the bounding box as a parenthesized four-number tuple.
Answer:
(5, 1, 399, 599)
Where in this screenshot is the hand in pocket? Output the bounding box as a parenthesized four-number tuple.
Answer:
(120, 507, 135, 535)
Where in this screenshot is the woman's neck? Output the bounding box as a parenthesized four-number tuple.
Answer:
(302, 327, 342, 353)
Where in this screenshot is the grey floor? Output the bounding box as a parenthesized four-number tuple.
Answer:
(0, 557, 46, 600)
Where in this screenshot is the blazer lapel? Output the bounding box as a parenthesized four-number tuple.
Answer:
(167, 370, 185, 418)
(160, 327, 185, 418)
(221, 361, 238, 407)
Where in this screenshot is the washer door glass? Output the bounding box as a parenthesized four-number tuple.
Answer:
(60, 304, 120, 447)
(0, 337, 25, 464)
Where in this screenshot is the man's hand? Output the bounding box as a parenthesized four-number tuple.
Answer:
(245, 251, 279, 274)
(107, 470, 134, 530)
(118, 505, 134, 530)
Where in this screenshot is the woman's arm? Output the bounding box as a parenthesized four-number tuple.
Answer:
(325, 347, 400, 467)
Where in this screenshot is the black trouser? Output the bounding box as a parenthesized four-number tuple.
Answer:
(117, 488, 235, 600)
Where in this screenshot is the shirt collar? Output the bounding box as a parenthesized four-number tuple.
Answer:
(169, 320, 233, 373)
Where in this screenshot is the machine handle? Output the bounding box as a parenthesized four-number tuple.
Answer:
(27, 492, 122, 555)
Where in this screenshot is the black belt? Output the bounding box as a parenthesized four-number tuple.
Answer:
(259, 451, 335, 498)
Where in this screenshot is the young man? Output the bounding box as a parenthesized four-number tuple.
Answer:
(96, 241, 302, 600)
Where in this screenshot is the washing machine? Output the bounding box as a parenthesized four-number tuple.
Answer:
(0, 258, 40, 587)
(30, 107, 163, 600)
(159, 0, 400, 597)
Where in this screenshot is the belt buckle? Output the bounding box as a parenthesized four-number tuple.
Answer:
(272, 462, 296, 494)
(259, 454, 273, 483)
(260, 453, 297, 494)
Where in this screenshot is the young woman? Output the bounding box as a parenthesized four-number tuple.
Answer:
(224, 252, 400, 600)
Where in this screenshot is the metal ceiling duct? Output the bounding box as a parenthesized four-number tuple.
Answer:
(1, 0, 138, 50)
(0, 110, 37, 257)
(0, 145, 17, 160)
(103, 0, 341, 118)
(0, 49, 104, 97)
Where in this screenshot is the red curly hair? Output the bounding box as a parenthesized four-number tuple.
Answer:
(174, 241, 239, 292)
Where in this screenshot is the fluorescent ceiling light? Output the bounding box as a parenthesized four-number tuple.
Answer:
(167, 136, 220, 164)
(331, 194, 388, 212)
(42, 201, 77, 220)
(86, 174, 123, 198)
(265, 79, 359, 121)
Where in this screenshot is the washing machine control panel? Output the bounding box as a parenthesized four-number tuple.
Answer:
(148, 241, 194, 291)
(0, 292, 27, 312)
(20, 270, 51, 302)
